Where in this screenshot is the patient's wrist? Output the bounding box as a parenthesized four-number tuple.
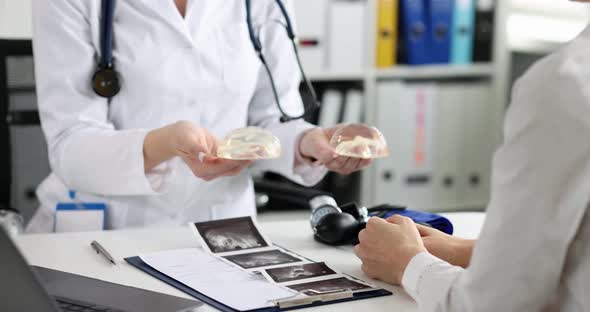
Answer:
(452, 238, 476, 268)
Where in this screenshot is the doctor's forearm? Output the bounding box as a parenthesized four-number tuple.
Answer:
(143, 125, 177, 172)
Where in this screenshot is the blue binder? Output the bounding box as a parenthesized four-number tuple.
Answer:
(451, 0, 476, 64)
(125, 256, 392, 312)
(427, 0, 454, 63)
(399, 0, 430, 65)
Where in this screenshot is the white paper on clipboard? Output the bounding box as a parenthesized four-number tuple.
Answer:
(139, 248, 296, 311)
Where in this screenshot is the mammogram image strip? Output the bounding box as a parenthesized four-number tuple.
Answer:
(223, 249, 302, 269)
(265, 262, 336, 283)
(193, 217, 269, 253)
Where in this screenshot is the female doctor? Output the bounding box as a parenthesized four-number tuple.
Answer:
(27, 0, 371, 232)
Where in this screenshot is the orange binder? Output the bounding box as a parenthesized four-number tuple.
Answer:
(376, 0, 398, 68)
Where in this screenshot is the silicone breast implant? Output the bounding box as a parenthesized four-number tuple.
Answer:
(329, 124, 389, 159)
(217, 127, 281, 160)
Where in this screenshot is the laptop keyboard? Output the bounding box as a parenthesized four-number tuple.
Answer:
(54, 296, 125, 312)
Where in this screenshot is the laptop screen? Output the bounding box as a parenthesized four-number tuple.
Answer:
(0, 228, 58, 312)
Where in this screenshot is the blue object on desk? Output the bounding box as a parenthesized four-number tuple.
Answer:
(370, 207, 454, 235)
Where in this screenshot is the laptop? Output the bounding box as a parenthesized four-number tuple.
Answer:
(0, 229, 203, 312)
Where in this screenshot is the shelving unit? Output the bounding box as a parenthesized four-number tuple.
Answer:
(303, 0, 511, 211)
(306, 71, 366, 81)
(374, 63, 494, 80)
(308, 64, 495, 81)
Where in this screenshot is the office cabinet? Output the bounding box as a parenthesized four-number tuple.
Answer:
(374, 81, 493, 211)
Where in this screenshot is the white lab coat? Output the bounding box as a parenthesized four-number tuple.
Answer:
(27, 1, 326, 232)
(401, 25, 590, 311)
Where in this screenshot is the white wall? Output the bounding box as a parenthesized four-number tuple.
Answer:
(0, 0, 32, 39)
(508, 0, 590, 53)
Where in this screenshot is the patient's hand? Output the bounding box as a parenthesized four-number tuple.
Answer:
(354, 216, 427, 285)
(413, 223, 475, 269)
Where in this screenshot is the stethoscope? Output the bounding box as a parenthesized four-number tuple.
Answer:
(92, 0, 319, 122)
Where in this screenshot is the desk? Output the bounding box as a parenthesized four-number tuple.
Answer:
(15, 211, 485, 312)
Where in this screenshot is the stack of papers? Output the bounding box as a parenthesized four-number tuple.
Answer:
(137, 216, 380, 311)
(190, 217, 375, 294)
(140, 248, 292, 311)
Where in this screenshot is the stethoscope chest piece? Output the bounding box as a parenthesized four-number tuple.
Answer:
(92, 66, 120, 98)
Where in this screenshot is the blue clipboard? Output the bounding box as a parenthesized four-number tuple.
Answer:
(125, 256, 392, 312)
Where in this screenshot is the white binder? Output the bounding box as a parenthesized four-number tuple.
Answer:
(375, 81, 495, 212)
(375, 82, 437, 210)
(457, 83, 494, 207)
(318, 89, 343, 128)
(432, 83, 465, 207)
(342, 89, 364, 124)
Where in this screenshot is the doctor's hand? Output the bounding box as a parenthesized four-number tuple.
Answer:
(413, 223, 475, 268)
(298, 126, 372, 175)
(144, 121, 252, 181)
(354, 216, 427, 285)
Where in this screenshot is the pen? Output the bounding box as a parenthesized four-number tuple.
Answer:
(90, 240, 116, 265)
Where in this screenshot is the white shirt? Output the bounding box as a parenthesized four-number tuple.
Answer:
(27, 0, 326, 232)
(401, 25, 590, 311)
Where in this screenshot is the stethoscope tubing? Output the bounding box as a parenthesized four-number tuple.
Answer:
(94, 0, 319, 121)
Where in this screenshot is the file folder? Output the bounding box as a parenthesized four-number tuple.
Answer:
(125, 255, 391, 312)
(431, 84, 465, 206)
(450, 0, 476, 64)
(473, 0, 494, 62)
(399, 0, 429, 65)
(376, 0, 399, 68)
(376, 81, 494, 211)
(457, 83, 493, 207)
(342, 89, 364, 124)
(427, 0, 453, 64)
(318, 89, 343, 128)
(375, 81, 438, 210)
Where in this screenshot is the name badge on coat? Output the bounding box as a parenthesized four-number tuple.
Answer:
(54, 191, 107, 233)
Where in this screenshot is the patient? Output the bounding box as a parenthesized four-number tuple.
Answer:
(355, 1, 590, 310)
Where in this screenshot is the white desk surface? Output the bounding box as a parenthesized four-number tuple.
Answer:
(15, 211, 485, 312)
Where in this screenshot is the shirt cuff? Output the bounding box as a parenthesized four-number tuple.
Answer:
(117, 128, 171, 195)
(145, 160, 174, 193)
(259, 120, 328, 186)
(294, 128, 317, 166)
(293, 128, 329, 186)
(293, 162, 329, 186)
(401, 252, 447, 301)
(57, 128, 173, 196)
